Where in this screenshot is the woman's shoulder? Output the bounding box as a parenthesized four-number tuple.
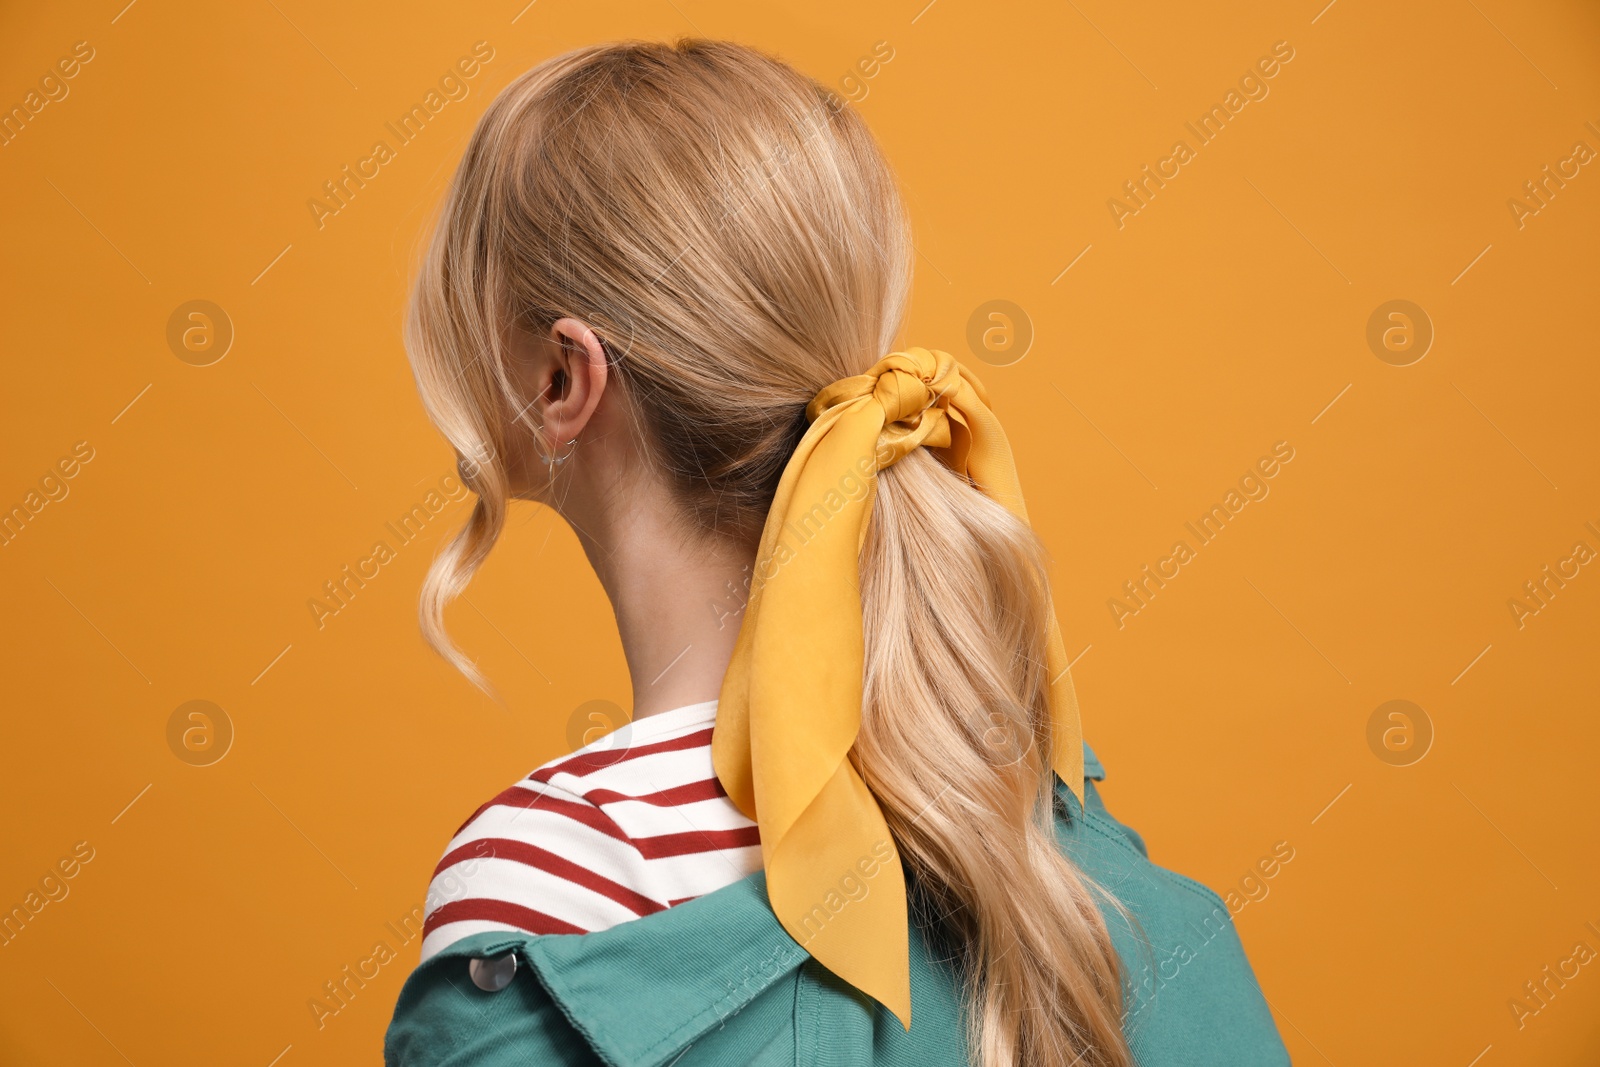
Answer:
(417, 762, 649, 963)
(392, 742, 1289, 1066)
(417, 700, 761, 963)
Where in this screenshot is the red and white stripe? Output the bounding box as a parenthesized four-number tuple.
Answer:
(419, 700, 762, 962)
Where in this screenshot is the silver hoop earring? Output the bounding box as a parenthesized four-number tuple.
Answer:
(544, 436, 578, 478)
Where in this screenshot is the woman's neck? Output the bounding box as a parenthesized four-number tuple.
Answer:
(570, 477, 756, 721)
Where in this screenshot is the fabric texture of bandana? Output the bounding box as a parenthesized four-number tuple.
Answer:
(712, 346, 1086, 1029)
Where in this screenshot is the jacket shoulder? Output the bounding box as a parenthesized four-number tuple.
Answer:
(385, 931, 602, 1067)
(390, 744, 1291, 1066)
(1053, 756, 1290, 1065)
(387, 878, 805, 1067)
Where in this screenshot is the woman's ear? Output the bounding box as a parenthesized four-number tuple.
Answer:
(535, 317, 609, 447)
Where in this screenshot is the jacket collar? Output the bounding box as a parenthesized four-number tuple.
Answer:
(1082, 740, 1105, 781)
(424, 874, 798, 1067)
(401, 869, 780, 1067)
(523, 870, 803, 1067)
(434, 744, 1105, 1067)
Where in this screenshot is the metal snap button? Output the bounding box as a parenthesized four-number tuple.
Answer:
(468, 951, 518, 992)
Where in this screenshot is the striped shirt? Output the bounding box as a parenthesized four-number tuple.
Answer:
(419, 699, 763, 962)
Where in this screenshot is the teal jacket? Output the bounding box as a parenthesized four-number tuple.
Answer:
(386, 746, 1289, 1065)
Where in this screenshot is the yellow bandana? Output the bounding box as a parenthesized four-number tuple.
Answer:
(712, 347, 1085, 1029)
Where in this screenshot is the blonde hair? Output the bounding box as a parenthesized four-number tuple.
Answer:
(403, 38, 1132, 1067)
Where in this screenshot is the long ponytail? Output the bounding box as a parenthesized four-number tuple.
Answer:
(856, 450, 1131, 1066)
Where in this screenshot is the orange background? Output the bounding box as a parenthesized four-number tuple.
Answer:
(2, 0, 1597, 1063)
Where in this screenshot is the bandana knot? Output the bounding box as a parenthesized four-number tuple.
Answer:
(806, 349, 965, 470)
